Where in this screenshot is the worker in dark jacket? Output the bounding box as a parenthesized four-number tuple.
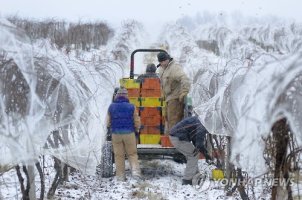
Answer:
(169, 116, 211, 185)
(137, 63, 158, 82)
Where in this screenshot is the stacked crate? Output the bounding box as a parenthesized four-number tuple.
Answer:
(119, 78, 140, 107)
(119, 77, 166, 145)
(139, 78, 164, 144)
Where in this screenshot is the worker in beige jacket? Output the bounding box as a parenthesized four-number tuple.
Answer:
(157, 52, 191, 135)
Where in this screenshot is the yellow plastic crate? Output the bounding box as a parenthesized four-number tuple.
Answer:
(212, 169, 224, 180)
(140, 97, 162, 107)
(129, 97, 141, 107)
(140, 134, 161, 144)
(119, 78, 140, 89)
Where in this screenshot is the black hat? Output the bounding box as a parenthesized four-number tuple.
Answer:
(157, 52, 170, 62)
(146, 63, 156, 73)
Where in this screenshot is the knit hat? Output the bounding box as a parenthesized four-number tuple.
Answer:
(116, 87, 128, 96)
(146, 63, 156, 73)
(157, 52, 170, 62)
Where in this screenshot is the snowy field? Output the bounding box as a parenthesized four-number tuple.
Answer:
(2, 158, 252, 200)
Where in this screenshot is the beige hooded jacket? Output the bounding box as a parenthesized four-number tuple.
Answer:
(159, 60, 191, 102)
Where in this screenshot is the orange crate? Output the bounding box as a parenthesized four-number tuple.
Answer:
(141, 78, 161, 89)
(140, 89, 161, 97)
(139, 107, 162, 118)
(127, 88, 140, 97)
(160, 135, 174, 147)
(140, 125, 163, 134)
(141, 115, 162, 126)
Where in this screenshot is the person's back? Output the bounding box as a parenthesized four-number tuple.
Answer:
(109, 95, 135, 133)
(137, 63, 158, 82)
(107, 87, 141, 181)
(170, 116, 207, 145)
(169, 116, 211, 185)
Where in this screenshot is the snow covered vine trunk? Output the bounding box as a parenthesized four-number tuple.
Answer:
(224, 136, 234, 193)
(47, 157, 66, 199)
(15, 165, 28, 199)
(271, 118, 292, 200)
(35, 162, 45, 200)
(236, 168, 249, 199)
(15, 163, 44, 200)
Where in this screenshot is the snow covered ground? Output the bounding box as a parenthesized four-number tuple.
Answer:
(1, 158, 248, 200)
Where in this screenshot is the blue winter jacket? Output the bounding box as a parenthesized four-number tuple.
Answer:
(108, 96, 135, 134)
(170, 116, 207, 151)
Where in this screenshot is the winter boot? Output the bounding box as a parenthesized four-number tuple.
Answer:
(116, 175, 127, 182)
(132, 170, 143, 181)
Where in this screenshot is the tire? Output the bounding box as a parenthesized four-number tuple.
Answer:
(97, 141, 114, 178)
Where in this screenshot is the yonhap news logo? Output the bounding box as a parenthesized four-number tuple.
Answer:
(195, 177, 295, 190)
(217, 178, 294, 187)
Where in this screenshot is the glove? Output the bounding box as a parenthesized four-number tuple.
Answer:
(178, 92, 187, 102)
(135, 130, 140, 137)
(135, 127, 140, 134)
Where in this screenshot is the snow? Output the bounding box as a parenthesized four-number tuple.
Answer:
(1, 158, 235, 200)
(1, 13, 302, 199)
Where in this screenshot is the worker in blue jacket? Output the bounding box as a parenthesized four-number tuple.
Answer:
(170, 116, 212, 185)
(107, 87, 141, 181)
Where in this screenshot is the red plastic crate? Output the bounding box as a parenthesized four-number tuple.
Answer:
(141, 78, 161, 89)
(127, 88, 140, 97)
(139, 107, 162, 118)
(140, 89, 161, 97)
(141, 115, 162, 126)
(160, 135, 174, 147)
